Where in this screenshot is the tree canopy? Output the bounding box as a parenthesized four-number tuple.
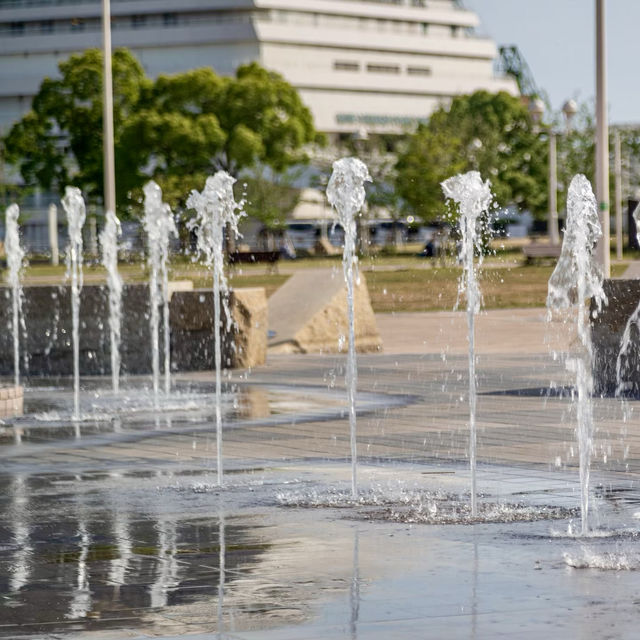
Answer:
(4, 48, 148, 206)
(4, 49, 319, 215)
(395, 90, 548, 222)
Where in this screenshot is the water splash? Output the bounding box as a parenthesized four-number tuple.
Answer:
(277, 487, 575, 524)
(62, 187, 86, 421)
(441, 170, 493, 518)
(327, 157, 372, 499)
(187, 172, 243, 486)
(547, 174, 606, 536)
(143, 181, 177, 403)
(5, 204, 25, 387)
(99, 210, 122, 393)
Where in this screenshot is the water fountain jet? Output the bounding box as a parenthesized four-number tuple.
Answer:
(99, 210, 122, 394)
(327, 157, 372, 499)
(547, 174, 606, 535)
(5, 204, 25, 387)
(143, 181, 178, 402)
(62, 186, 86, 421)
(441, 170, 493, 518)
(187, 172, 243, 486)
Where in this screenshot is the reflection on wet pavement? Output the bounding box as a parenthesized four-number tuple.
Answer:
(2, 354, 640, 638)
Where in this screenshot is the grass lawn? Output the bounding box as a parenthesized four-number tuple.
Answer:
(10, 256, 629, 313)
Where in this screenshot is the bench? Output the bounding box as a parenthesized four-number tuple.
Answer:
(522, 242, 562, 263)
(228, 250, 280, 273)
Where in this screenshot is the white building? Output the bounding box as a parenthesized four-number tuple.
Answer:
(0, 0, 517, 136)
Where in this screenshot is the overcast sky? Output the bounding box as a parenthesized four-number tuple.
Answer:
(465, 0, 640, 124)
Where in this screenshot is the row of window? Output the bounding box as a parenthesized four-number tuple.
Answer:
(259, 9, 473, 39)
(334, 60, 432, 76)
(0, 8, 472, 38)
(0, 11, 252, 36)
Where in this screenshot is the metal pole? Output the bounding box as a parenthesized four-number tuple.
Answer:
(102, 0, 116, 216)
(595, 0, 610, 276)
(48, 203, 59, 266)
(548, 131, 560, 245)
(614, 129, 623, 261)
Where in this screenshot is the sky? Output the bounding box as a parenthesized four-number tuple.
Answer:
(464, 0, 640, 124)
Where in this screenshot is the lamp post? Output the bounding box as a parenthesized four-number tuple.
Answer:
(595, 0, 610, 277)
(529, 98, 577, 245)
(614, 129, 623, 261)
(102, 0, 116, 217)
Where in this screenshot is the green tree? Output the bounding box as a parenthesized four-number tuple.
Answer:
(4, 48, 149, 207)
(124, 62, 320, 208)
(4, 50, 320, 215)
(395, 90, 547, 222)
(241, 165, 301, 237)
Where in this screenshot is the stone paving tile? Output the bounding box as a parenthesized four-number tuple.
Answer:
(3, 330, 640, 639)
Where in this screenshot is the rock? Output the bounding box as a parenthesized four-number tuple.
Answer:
(0, 385, 23, 417)
(268, 269, 382, 354)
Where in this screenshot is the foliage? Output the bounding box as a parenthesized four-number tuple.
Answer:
(123, 62, 319, 209)
(4, 50, 319, 215)
(395, 91, 547, 222)
(4, 48, 148, 206)
(240, 165, 302, 231)
(554, 101, 640, 220)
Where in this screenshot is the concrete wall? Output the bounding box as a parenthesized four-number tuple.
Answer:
(591, 279, 640, 396)
(0, 284, 266, 377)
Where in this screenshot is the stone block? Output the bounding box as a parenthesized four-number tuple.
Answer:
(268, 269, 382, 355)
(591, 279, 640, 396)
(171, 288, 267, 371)
(0, 385, 24, 417)
(0, 284, 267, 376)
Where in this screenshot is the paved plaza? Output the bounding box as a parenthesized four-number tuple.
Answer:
(2, 309, 640, 639)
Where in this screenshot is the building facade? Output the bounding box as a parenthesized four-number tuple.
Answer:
(0, 0, 517, 136)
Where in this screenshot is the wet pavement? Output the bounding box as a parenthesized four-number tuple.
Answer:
(2, 309, 640, 638)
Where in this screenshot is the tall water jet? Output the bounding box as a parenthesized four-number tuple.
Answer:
(441, 170, 493, 518)
(327, 157, 372, 499)
(187, 172, 243, 486)
(143, 181, 177, 401)
(547, 174, 606, 535)
(62, 187, 86, 421)
(5, 204, 25, 387)
(99, 210, 122, 393)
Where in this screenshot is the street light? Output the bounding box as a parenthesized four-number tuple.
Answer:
(102, 0, 115, 217)
(529, 98, 577, 246)
(595, 0, 610, 277)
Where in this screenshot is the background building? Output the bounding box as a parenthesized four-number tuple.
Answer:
(0, 0, 517, 251)
(0, 0, 517, 137)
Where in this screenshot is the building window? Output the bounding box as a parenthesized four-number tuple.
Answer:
(407, 66, 432, 76)
(367, 64, 400, 74)
(70, 18, 84, 31)
(132, 14, 146, 29)
(451, 25, 460, 37)
(421, 22, 429, 34)
(10, 21, 25, 35)
(334, 61, 359, 72)
(163, 13, 178, 27)
(40, 20, 54, 33)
